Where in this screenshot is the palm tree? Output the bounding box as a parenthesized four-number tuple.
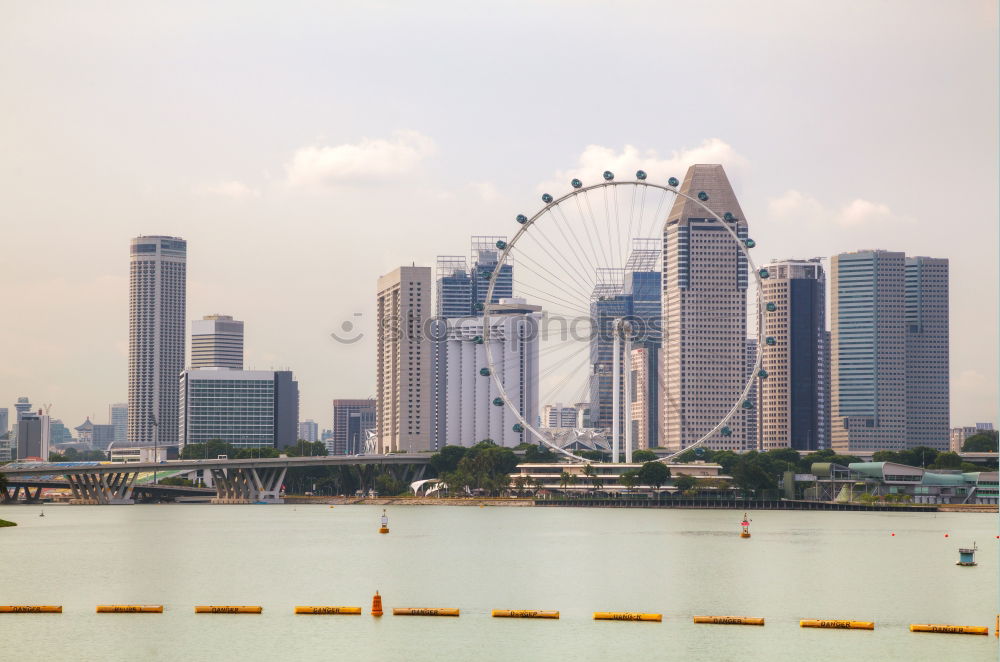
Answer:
(582, 464, 601, 494)
(559, 471, 571, 491)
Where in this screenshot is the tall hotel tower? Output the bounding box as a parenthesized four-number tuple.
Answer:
(759, 259, 828, 451)
(904, 257, 949, 450)
(662, 165, 748, 452)
(376, 265, 431, 453)
(128, 236, 187, 446)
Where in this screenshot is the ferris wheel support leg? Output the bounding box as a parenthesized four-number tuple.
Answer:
(624, 336, 632, 464)
(612, 328, 620, 464)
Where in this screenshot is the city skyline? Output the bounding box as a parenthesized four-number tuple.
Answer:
(1, 2, 996, 430)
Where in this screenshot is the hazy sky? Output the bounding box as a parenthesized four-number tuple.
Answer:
(1, 1, 996, 432)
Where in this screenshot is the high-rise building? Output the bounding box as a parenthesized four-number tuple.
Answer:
(17, 411, 50, 460)
(662, 164, 748, 452)
(109, 403, 128, 443)
(191, 314, 244, 369)
(574, 402, 592, 428)
(376, 265, 431, 453)
(0, 408, 7, 436)
(831, 250, 906, 452)
(442, 299, 540, 447)
(128, 235, 187, 446)
(629, 345, 660, 449)
(14, 397, 31, 421)
(758, 259, 827, 451)
(179, 368, 298, 449)
(435, 256, 472, 319)
(49, 419, 73, 445)
(904, 257, 950, 450)
(331, 399, 376, 455)
(471, 236, 513, 312)
(745, 338, 759, 450)
(92, 424, 116, 449)
(543, 403, 578, 428)
(298, 419, 318, 442)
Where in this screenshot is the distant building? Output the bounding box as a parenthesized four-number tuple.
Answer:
(298, 419, 318, 442)
(93, 425, 116, 449)
(759, 259, 827, 451)
(179, 368, 299, 449)
(17, 411, 50, 460)
(441, 299, 540, 448)
(543, 404, 578, 428)
(376, 265, 431, 453)
(109, 403, 128, 443)
(436, 256, 472, 319)
(574, 402, 592, 428)
(470, 236, 513, 313)
(950, 423, 995, 452)
(745, 338, 759, 451)
(831, 251, 950, 453)
(74, 418, 95, 445)
(129, 235, 187, 446)
(331, 399, 376, 455)
(191, 314, 244, 369)
(629, 346, 660, 449)
(14, 397, 31, 421)
(904, 257, 950, 450)
(0, 408, 7, 436)
(49, 419, 73, 445)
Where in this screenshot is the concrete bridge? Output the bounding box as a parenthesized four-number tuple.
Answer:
(1, 454, 433, 505)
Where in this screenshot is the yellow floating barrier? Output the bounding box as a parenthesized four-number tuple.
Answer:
(800, 619, 874, 630)
(294, 606, 362, 615)
(594, 612, 661, 622)
(96, 605, 163, 613)
(392, 608, 460, 617)
(910, 624, 988, 635)
(195, 606, 262, 614)
(0, 605, 62, 613)
(492, 609, 560, 619)
(693, 616, 765, 626)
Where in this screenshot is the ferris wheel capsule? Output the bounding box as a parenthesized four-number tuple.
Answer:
(603, 171, 614, 181)
(765, 302, 777, 312)
(697, 191, 709, 201)
(765, 337, 776, 346)
(571, 178, 583, 189)
(744, 238, 756, 248)
(512, 424, 524, 433)
(542, 193, 553, 203)
(668, 176, 679, 187)
(479, 368, 491, 376)
(742, 399, 754, 410)
(474, 302, 485, 311)
(516, 214, 528, 224)
(723, 212, 734, 221)
(472, 335, 484, 344)
(758, 369, 768, 379)
(721, 426, 732, 437)
(495, 240, 507, 250)
(635, 170, 647, 180)
(492, 397, 504, 407)
(758, 268, 770, 279)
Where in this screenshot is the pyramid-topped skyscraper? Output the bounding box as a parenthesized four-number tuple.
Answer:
(662, 164, 749, 452)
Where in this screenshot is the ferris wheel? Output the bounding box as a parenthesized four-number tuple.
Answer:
(481, 170, 768, 464)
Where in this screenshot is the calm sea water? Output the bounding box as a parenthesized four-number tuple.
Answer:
(0, 504, 997, 661)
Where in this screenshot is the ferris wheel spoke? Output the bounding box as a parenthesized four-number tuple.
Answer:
(572, 194, 610, 273)
(523, 219, 597, 299)
(549, 202, 599, 291)
(512, 237, 593, 304)
(581, 190, 615, 271)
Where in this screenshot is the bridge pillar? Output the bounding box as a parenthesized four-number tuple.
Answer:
(210, 467, 286, 504)
(66, 472, 137, 504)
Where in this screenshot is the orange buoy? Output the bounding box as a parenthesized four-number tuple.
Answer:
(379, 509, 389, 534)
(740, 512, 751, 538)
(372, 591, 383, 617)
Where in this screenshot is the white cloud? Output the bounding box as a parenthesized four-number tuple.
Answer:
(469, 181, 500, 202)
(542, 138, 748, 192)
(285, 130, 436, 189)
(767, 189, 903, 227)
(201, 180, 260, 200)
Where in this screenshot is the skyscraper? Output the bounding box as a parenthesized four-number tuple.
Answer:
(662, 164, 748, 452)
(745, 338, 759, 450)
(109, 403, 128, 443)
(629, 345, 660, 448)
(471, 236, 513, 312)
(128, 235, 186, 446)
(435, 256, 472, 319)
(191, 314, 244, 369)
(298, 419, 319, 442)
(904, 257, 950, 450)
(17, 410, 50, 460)
(376, 265, 431, 453)
(759, 259, 827, 451)
(179, 369, 298, 449)
(331, 399, 376, 455)
(543, 403, 579, 428)
(442, 299, 540, 447)
(831, 250, 906, 452)
(14, 397, 31, 421)
(0, 408, 7, 437)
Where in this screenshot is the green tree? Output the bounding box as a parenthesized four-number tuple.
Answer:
(284, 440, 328, 457)
(578, 450, 609, 462)
(559, 471, 571, 490)
(620, 470, 640, 493)
(732, 453, 778, 492)
(180, 440, 240, 459)
(928, 451, 962, 470)
(637, 462, 671, 491)
(157, 476, 194, 487)
(631, 449, 658, 463)
(895, 446, 939, 468)
(962, 431, 999, 453)
(517, 443, 557, 463)
(374, 473, 407, 496)
(871, 450, 900, 463)
(582, 464, 601, 493)
(673, 474, 697, 493)
(430, 445, 467, 475)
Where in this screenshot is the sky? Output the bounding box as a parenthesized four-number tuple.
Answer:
(0, 0, 996, 432)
